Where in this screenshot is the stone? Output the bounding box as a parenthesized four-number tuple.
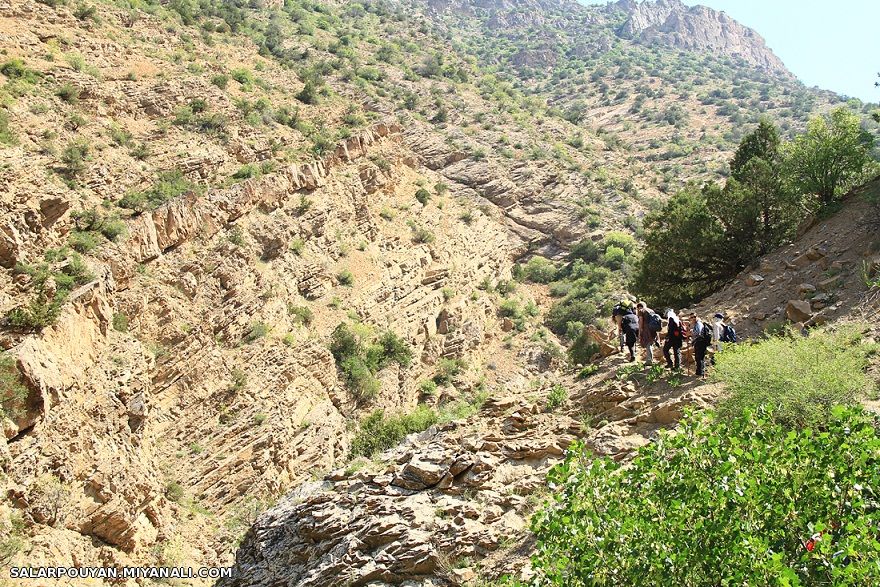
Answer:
(818, 275, 842, 292)
(501, 317, 515, 332)
(785, 300, 812, 322)
(745, 274, 764, 286)
(798, 283, 816, 296)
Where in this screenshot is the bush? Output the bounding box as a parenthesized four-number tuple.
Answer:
(568, 328, 600, 364)
(330, 323, 414, 401)
(545, 384, 567, 411)
(55, 83, 81, 104)
(0, 110, 14, 146)
(520, 256, 557, 283)
(602, 245, 626, 269)
(529, 406, 880, 586)
(715, 326, 877, 428)
(244, 321, 270, 343)
(432, 358, 464, 385)
(60, 139, 90, 176)
(210, 74, 229, 89)
(351, 406, 438, 458)
(118, 170, 194, 213)
(112, 312, 129, 333)
(1, 351, 29, 420)
(337, 269, 354, 286)
(295, 80, 320, 105)
(288, 305, 313, 326)
(414, 188, 431, 205)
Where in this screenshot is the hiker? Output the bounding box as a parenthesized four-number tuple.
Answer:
(636, 302, 660, 365)
(620, 305, 639, 362)
(690, 312, 711, 377)
(663, 309, 684, 370)
(611, 300, 628, 352)
(712, 313, 726, 353)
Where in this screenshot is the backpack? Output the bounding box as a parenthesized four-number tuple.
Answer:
(612, 303, 625, 317)
(647, 312, 662, 333)
(697, 323, 712, 345)
(721, 324, 738, 343)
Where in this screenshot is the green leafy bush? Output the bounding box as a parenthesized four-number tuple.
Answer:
(337, 269, 354, 286)
(288, 305, 313, 326)
(1, 352, 29, 420)
(529, 406, 880, 586)
(118, 170, 194, 213)
(351, 406, 438, 458)
(329, 323, 414, 401)
(715, 326, 878, 428)
(5, 250, 93, 330)
(414, 188, 431, 205)
(520, 256, 557, 284)
(545, 384, 567, 411)
(0, 110, 15, 146)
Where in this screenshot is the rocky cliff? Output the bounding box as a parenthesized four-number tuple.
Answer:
(616, 0, 790, 75)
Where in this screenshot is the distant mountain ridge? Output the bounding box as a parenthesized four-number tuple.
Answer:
(614, 0, 790, 76)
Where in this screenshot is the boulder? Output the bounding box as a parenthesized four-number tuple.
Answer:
(785, 299, 812, 323)
(798, 283, 816, 296)
(745, 274, 764, 287)
(818, 275, 842, 292)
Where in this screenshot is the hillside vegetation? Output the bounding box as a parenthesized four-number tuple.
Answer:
(1, 0, 879, 584)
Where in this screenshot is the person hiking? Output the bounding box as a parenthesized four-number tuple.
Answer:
(620, 305, 639, 362)
(611, 299, 628, 352)
(636, 302, 659, 366)
(712, 313, 726, 353)
(663, 309, 684, 370)
(690, 312, 711, 377)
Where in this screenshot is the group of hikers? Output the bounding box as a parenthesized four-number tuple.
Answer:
(611, 299, 737, 377)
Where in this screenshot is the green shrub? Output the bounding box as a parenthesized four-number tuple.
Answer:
(5, 251, 93, 330)
(295, 80, 320, 105)
(288, 305, 313, 326)
(418, 380, 437, 396)
(0, 110, 15, 146)
(112, 312, 129, 333)
(568, 328, 600, 365)
(715, 326, 878, 428)
(60, 139, 90, 176)
(118, 170, 194, 213)
(210, 74, 229, 89)
(414, 188, 431, 205)
(231, 68, 253, 85)
(55, 83, 81, 104)
(1, 351, 29, 420)
(244, 321, 270, 343)
(351, 406, 438, 458)
(529, 406, 880, 586)
(432, 358, 464, 385)
(165, 481, 184, 503)
(602, 245, 626, 269)
(498, 299, 521, 318)
(289, 238, 304, 255)
(69, 208, 126, 251)
(520, 256, 557, 283)
(337, 269, 354, 286)
(545, 384, 567, 411)
(330, 323, 414, 401)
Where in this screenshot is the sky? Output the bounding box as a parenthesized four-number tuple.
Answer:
(578, 0, 879, 103)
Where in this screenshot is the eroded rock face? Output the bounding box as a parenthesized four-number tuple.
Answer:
(223, 346, 722, 586)
(617, 0, 789, 75)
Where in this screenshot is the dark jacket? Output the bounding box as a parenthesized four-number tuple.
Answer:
(621, 312, 639, 336)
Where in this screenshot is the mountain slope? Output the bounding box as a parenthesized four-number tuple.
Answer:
(0, 0, 874, 584)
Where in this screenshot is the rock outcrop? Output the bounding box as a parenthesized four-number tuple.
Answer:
(616, 0, 790, 75)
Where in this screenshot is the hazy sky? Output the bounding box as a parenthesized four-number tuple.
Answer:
(578, 0, 879, 103)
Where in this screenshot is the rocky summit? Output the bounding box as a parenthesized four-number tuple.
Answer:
(0, 0, 878, 586)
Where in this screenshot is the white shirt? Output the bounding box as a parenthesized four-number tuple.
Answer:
(712, 318, 724, 352)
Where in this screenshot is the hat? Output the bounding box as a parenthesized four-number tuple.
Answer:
(714, 313, 724, 319)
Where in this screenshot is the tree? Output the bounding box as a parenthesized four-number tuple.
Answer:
(783, 107, 875, 207)
(633, 186, 732, 308)
(721, 120, 802, 256)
